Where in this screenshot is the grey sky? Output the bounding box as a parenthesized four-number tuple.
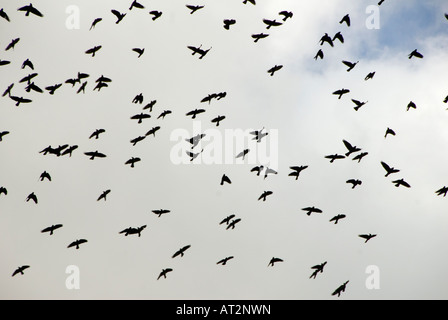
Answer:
(1, 0, 448, 300)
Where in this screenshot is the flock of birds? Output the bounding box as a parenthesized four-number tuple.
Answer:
(1, 1, 448, 299)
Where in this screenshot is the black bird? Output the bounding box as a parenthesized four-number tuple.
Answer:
(186, 150, 203, 162)
(0, 131, 10, 141)
(26, 192, 38, 204)
(149, 11, 163, 21)
(263, 19, 282, 29)
(342, 60, 358, 72)
(264, 167, 278, 179)
(39, 171, 51, 182)
(45, 84, 62, 95)
(61, 145, 78, 157)
(365, 72, 376, 81)
(84, 151, 107, 160)
(267, 65, 283, 76)
(21, 59, 34, 70)
(211, 115, 226, 127)
(310, 261, 327, 279)
(258, 191, 273, 201)
(302, 207, 323, 216)
(172, 245, 191, 258)
(0, 8, 10, 22)
(243, 0, 256, 4)
(359, 234, 377, 243)
(220, 174, 231, 185)
(89, 129, 106, 140)
(90, 18, 102, 30)
(65, 78, 79, 87)
(132, 48, 145, 58)
(329, 214, 346, 224)
(343, 140, 361, 157)
(3, 83, 14, 97)
(445, 13, 448, 21)
(250, 165, 264, 176)
(187, 45, 211, 59)
(146, 126, 161, 137)
(320, 33, 333, 47)
(18, 3, 43, 17)
(236, 149, 250, 160)
(0, 186, 7, 196)
(227, 218, 241, 230)
(0, 59, 11, 66)
(381, 161, 400, 177)
(119, 225, 147, 237)
(19, 73, 38, 84)
(325, 154, 345, 163)
(333, 32, 344, 44)
(186, 5, 204, 14)
(251, 33, 269, 43)
(5, 38, 20, 51)
(407, 101, 417, 111)
(333, 89, 350, 99)
(385, 128, 396, 138)
(186, 132, 206, 148)
(68, 239, 88, 249)
(12, 96, 33, 108)
(289, 166, 308, 180)
(436, 186, 448, 197)
(129, 0, 145, 10)
(93, 82, 108, 91)
(131, 113, 151, 124)
(77, 81, 88, 94)
(314, 49, 324, 60)
(392, 179, 411, 188)
(133, 93, 144, 104)
(158, 110, 172, 119)
(250, 128, 268, 142)
(220, 215, 236, 225)
(41, 224, 63, 235)
(443, 95, 448, 104)
(125, 157, 141, 168)
(130, 135, 146, 146)
(352, 99, 368, 111)
(378, 0, 385, 5)
(279, 11, 293, 21)
(186, 108, 206, 119)
(223, 19, 236, 30)
(52, 145, 69, 157)
(408, 49, 423, 59)
(217, 256, 234, 265)
(339, 14, 350, 27)
(97, 189, 111, 201)
(85, 45, 102, 57)
(153, 209, 170, 217)
(332, 281, 349, 297)
(143, 100, 157, 111)
(12, 266, 30, 277)
(353, 152, 368, 163)
(96, 75, 112, 83)
(346, 179, 362, 189)
(25, 82, 43, 93)
(111, 9, 126, 24)
(268, 257, 283, 267)
(157, 268, 173, 280)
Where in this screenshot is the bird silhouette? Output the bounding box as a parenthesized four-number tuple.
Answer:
(5, 38, 20, 51)
(97, 189, 111, 201)
(223, 19, 236, 30)
(236, 149, 250, 160)
(264, 167, 278, 179)
(339, 14, 350, 27)
(119, 225, 147, 237)
(226, 218, 241, 230)
(288, 166, 308, 180)
(130, 135, 146, 146)
(365, 72, 376, 81)
(220, 174, 232, 185)
(407, 101, 417, 111)
(186, 108, 206, 119)
(186, 5, 204, 14)
(220, 215, 236, 225)
(211, 115, 226, 127)
(3, 83, 14, 97)
(186, 150, 203, 162)
(217, 256, 234, 265)
(26, 192, 38, 204)
(352, 152, 368, 163)
(153, 209, 170, 217)
(68, 239, 88, 249)
(0, 8, 10, 22)
(0, 131, 10, 142)
(25, 82, 43, 94)
(157, 268, 173, 280)
(320, 33, 334, 47)
(39, 171, 51, 182)
(84, 151, 107, 160)
(443, 95, 448, 104)
(125, 157, 141, 168)
(93, 81, 108, 91)
(258, 191, 273, 201)
(346, 179, 362, 189)
(187, 45, 211, 59)
(12, 266, 30, 277)
(408, 49, 423, 59)
(267, 65, 283, 76)
(302, 207, 322, 216)
(381, 161, 400, 177)
(333, 89, 350, 99)
(251, 165, 264, 176)
(85, 45, 102, 57)
(143, 100, 157, 111)
(186, 134, 206, 149)
(310, 261, 327, 279)
(279, 11, 293, 21)
(132, 93, 144, 104)
(158, 110, 172, 119)
(89, 129, 106, 139)
(342, 60, 358, 72)
(314, 49, 324, 60)
(131, 113, 151, 124)
(129, 0, 145, 10)
(146, 126, 161, 137)
(21, 59, 34, 70)
(332, 281, 349, 297)
(329, 214, 346, 224)
(61, 145, 78, 157)
(263, 19, 282, 29)
(325, 154, 345, 163)
(436, 186, 448, 197)
(333, 32, 344, 44)
(172, 245, 191, 258)
(0, 186, 7, 196)
(0, 59, 11, 66)
(90, 18, 102, 30)
(250, 128, 268, 142)
(352, 99, 368, 111)
(18, 3, 43, 17)
(41, 224, 63, 235)
(378, 0, 385, 5)
(111, 9, 126, 24)
(268, 257, 283, 267)
(343, 140, 361, 157)
(385, 128, 396, 138)
(392, 179, 411, 188)
(132, 48, 145, 58)
(359, 234, 377, 243)
(19, 73, 38, 84)
(251, 33, 269, 43)
(76, 81, 87, 94)
(149, 11, 163, 21)
(243, 0, 256, 4)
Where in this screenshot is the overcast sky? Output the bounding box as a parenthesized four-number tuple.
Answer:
(1, 0, 448, 300)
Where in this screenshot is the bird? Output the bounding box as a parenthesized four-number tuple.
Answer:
(119, 225, 147, 237)
(5, 38, 20, 51)
(251, 33, 269, 43)
(39, 171, 51, 182)
(186, 134, 206, 149)
(149, 11, 163, 21)
(365, 72, 376, 81)
(263, 19, 283, 29)
(90, 18, 102, 30)
(220, 174, 231, 185)
(217, 256, 234, 266)
(132, 93, 144, 104)
(268, 257, 283, 267)
(236, 149, 250, 160)
(385, 128, 396, 138)
(125, 157, 141, 168)
(264, 167, 278, 179)
(220, 215, 236, 225)
(343, 140, 361, 157)
(143, 100, 157, 111)
(329, 214, 346, 224)
(41, 224, 63, 235)
(333, 89, 350, 99)
(333, 32, 344, 44)
(436, 186, 448, 197)
(243, 0, 256, 4)
(0, 59, 11, 66)
(186, 108, 206, 119)
(84, 151, 107, 160)
(111, 9, 126, 24)
(359, 234, 377, 243)
(85, 45, 102, 57)
(223, 19, 236, 30)
(325, 154, 345, 163)
(267, 65, 283, 76)
(77, 81, 88, 94)
(186, 150, 203, 162)
(211, 115, 226, 127)
(89, 129, 106, 140)
(93, 82, 108, 91)
(353, 152, 368, 163)
(3, 83, 14, 97)
(250, 128, 268, 142)
(302, 207, 323, 216)
(378, 0, 385, 5)
(25, 82, 43, 94)
(18, 3, 43, 17)
(97, 189, 111, 201)
(153, 209, 170, 217)
(158, 110, 172, 119)
(12, 266, 30, 277)
(279, 11, 293, 21)
(157, 268, 173, 280)
(132, 48, 145, 58)
(0, 131, 10, 142)
(342, 60, 359, 72)
(258, 191, 273, 202)
(67, 239, 88, 249)
(130, 136, 146, 146)
(346, 179, 362, 189)
(319, 33, 334, 47)
(443, 95, 448, 104)
(407, 101, 417, 111)
(19, 73, 38, 84)
(0, 8, 10, 22)
(250, 165, 264, 176)
(332, 281, 349, 297)
(61, 145, 78, 157)
(226, 218, 241, 230)
(310, 261, 327, 279)
(409, 49, 423, 59)
(392, 179, 411, 188)
(146, 126, 161, 137)
(352, 99, 368, 111)
(45, 84, 62, 95)
(186, 5, 204, 14)
(314, 49, 324, 60)
(187, 45, 211, 59)
(21, 59, 34, 70)
(131, 113, 151, 124)
(129, 0, 145, 10)
(96, 75, 112, 83)
(0, 186, 7, 196)
(26, 192, 38, 204)
(288, 166, 308, 180)
(172, 245, 191, 258)
(381, 161, 400, 177)
(339, 14, 350, 27)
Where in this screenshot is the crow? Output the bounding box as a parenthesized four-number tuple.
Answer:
(111, 9, 126, 24)
(392, 179, 411, 188)
(220, 174, 231, 185)
(131, 113, 151, 124)
(25, 82, 43, 94)
(378, 0, 385, 5)
(89, 129, 106, 140)
(132, 48, 145, 58)
(130, 135, 146, 146)
(310, 261, 327, 279)
(77, 81, 88, 94)
(279, 11, 293, 21)
(223, 19, 236, 30)
(385, 128, 396, 138)
(333, 32, 344, 44)
(258, 191, 273, 201)
(186, 134, 206, 149)
(353, 152, 368, 163)
(342, 60, 358, 72)
(149, 11, 163, 21)
(85, 45, 102, 57)
(227, 218, 241, 230)
(251, 33, 269, 43)
(267, 65, 283, 76)
(325, 154, 345, 163)
(381, 161, 400, 177)
(61, 145, 78, 157)
(251, 165, 264, 176)
(39, 171, 51, 182)
(217, 256, 234, 265)
(5, 38, 20, 51)
(129, 0, 145, 10)
(320, 33, 333, 47)
(346, 179, 362, 189)
(21, 59, 34, 70)
(84, 151, 107, 160)
(146, 126, 161, 137)
(93, 82, 108, 91)
(211, 115, 226, 127)
(119, 225, 147, 237)
(339, 14, 350, 27)
(19, 73, 38, 84)
(67, 239, 88, 249)
(12, 266, 30, 277)
(365, 72, 376, 81)
(329, 214, 346, 224)
(352, 99, 368, 111)
(359, 234, 377, 243)
(125, 157, 141, 168)
(263, 19, 282, 29)
(314, 49, 324, 60)
(132, 93, 144, 104)
(2, 83, 13, 97)
(157, 268, 173, 280)
(143, 100, 157, 111)
(264, 167, 278, 179)
(333, 88, 350, 99)
(158, 110, 172, 119)
(302, 207, 322, 216)
(186, 5, 204, 14)
(436, 186, 448, 197)
(0, 59, 11, 66)
(250, 128, 268, 142)
(186, 109, 206, 119)
(90, 18, 102, 30)
(0, 131, 10, 142)
(172, 245, 191, 258)
(18, 3, 43, 17)
(407, 101, 417, 111)
(343, 140, 361, 157)
(187, 45, 211, 59)
(45, 84, 62, 95)
(0, 8, 10, 22)
(243, 0, 256, 4)
(97, 189, 111, 201)
(153, 209, 170, 217)
(41, 224, 63, 235)
(288, 166, 308, 180)
(26, 192, 38, 204)
(268, 257, 283, 267)
(332, 281, 349, 297)
(408, 49, 423, 59)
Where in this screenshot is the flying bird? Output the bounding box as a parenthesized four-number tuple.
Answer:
(45, 83, 62, 95)
(329, 214, 346, 224)
(220, 174, 231, 185)
(279, 11, 293, 21)
(119, 225, 147, 237)
(0, 8, 10, 22)
(250, 128, 268, 142)
(407, 101, 417, 111)
(378, 0, 385, 5)
(187, 45, 211, 59)
(353, 152, 368, 163)
(359, 234, 377, 243)
(25, 82, 43, 94)
(236, 149, 250, 160)
(267, 65, 283, 76)
(186, 5, 204, 14)
(332, 281, 349, 297)
(314, 49, 324, 60)
(5, 38, 20, 51)
(130, 136, 146, 146)
(310, 261, 327, 279)
(157, 268, 173, 280)
(333, 32, 344, 44)
(85, 45, 102, 57)
(143, 100, 157, 111)
(264, 167, 278, 179)
(385, 128, 396, 138)
(352, 99, 368, 111)
(158, 110, 172, 119)
(129, 0, 145, 10)
(220, 215, 236, 225)
(149, 11, 163, 21)
(408, 49, 423, 59)
(186, 150, 203, 162)
(320, 33, 334, 47)
(346, 179, 362, 189)
(258, 191, 273, 201)
(223, 19, 236, 30)
(339, 14, 350, 27)
(97, 189, 111, 201)
(0, 186, 7, 196)
(90, 18, 102, 30)
(132, 48, 145, 58)
(325, 154, 345, 163)
(302, 207, 323, 216)
(343, 140, 361, 157)
(131, 113, 151, 124)
(392, 179, 411, 188)
(381, 161, 400, 177)
(26, 192, 38, 204)
(217, 256, 234, 265)
(251, 33, 269, 43)
(18, 3, 43, 17)
(268, 257, 283, 267)
(67, 239, 88, 249)
(436, 186, 448, 197)
(0, 59, 10, 66)
(0, 131, 10, 141)
(288, 166, 308, 180)
(61, 145, 78, 157)
(211, 115, 226, 127)
(3, 83, 13, 97)
(77, 81, 88, 94)
(227, 218, 241, 230)
(263, 19, 282, 29)
(132, 93, 144, 104)
(153, 209, 170, 217)
(146, 126, 161, 137)
(365, 72, 376, 81)
(250, 165, 264, 176)
(19, 73, 38, 84)
(342, 60, 358, 72)
(333, 88, 350, 99)
(172, 245, 191, 258)
(39, 171, 51, 182)
(89, 129, 105, 140)
(21, 59, 34, 70)
(41, 224, 63, 235)
(125, 157, 141, 168)
(111, 9, 126, 24)
(84, 151, 107, 160)
(12, 266, 30, 277)
(243, 0, 256, 4)
(186, 108, 206, 119)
